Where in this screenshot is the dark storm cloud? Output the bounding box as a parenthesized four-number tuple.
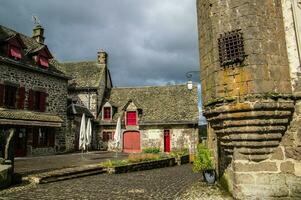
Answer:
(0, 0, 199, 87)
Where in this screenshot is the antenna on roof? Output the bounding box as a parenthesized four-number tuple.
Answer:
(32, 15, 41, 25)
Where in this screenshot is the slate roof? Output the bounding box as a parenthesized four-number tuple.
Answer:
(67, 103, 94, 118)
(0, 108, 63, 123)
(0, 25, 67, 78)
(58, 61, 106, 88)
(101, 84, 199, 125)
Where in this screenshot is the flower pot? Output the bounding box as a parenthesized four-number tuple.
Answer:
(202, 169, 216, 184)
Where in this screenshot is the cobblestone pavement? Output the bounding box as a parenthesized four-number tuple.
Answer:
(1, 164, 232, 200)
(15, 151, 128, 175)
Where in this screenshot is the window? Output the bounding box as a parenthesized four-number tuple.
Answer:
(39, 56, 49, 68)
(28, 90, 47, 112)
(8, 45, 22, 60)
(102, 131, 113, 142)
(32, 128, 55, 148)
(126, 111, 137, 126)
(103, 107, 111, 120)
(218, 29, 246, 67)
(4, 85, 17, 108)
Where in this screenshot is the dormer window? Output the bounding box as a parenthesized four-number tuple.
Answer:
(126, 111, 137, 126)
(8, 45, 22, 60)
(103, 107, 111, 120)
(38, 55, 49, 68)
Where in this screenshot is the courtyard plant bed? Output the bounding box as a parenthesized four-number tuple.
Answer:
(170, 149, 190, 165)
(193, 144, 216, 184)
(100, 153, 175, 174)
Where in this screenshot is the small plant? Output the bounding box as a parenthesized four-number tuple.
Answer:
(128, 153, 161, 163)
(142, 147, 161, 154)
(193, 144, 213, 173)
(100, 159, 129, 167)
(170, 148, 189, 158)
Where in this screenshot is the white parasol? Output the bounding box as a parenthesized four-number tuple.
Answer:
(85, 118, 92, 150)
(79, 113, 86, 151)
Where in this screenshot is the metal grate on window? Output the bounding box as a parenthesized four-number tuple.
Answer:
(218, 29, 246, 67)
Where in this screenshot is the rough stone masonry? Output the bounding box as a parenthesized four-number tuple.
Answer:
(197, 0, 301, 199)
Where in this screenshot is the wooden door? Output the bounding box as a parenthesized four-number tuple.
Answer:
(123, 131, 140, 153)
(14, 128, 27, 157)
(164, 130, 170, 152)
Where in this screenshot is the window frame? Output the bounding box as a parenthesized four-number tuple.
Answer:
(103, 106, 111, 120)
(126, 111, 137, 126)
(4, 84, 18, 109)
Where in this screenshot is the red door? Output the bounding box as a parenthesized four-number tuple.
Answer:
(164, 130, 170, 152)
(123, 131, 140, 153)
(14, 128, 27, 157)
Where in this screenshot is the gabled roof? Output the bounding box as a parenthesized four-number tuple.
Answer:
(101, 84, 199, 125)
(0, 25, 66, 77)
(58, 61, 106, 88)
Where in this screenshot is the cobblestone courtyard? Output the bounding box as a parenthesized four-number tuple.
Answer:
(1, 164, 232, 200)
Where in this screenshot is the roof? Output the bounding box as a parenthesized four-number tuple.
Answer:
(101, 84, 199, 125)
(0, 25, 67, 78)
(58, 61, 106, 88)
(0, 108, 63, 127)
(67, 103, 94, 118)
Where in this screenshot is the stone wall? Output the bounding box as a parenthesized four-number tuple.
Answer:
(197, 0, 301, 199)
(0, 62, 68, 153)
(69, 91, 98, 118)
(101, 124, 198, 153)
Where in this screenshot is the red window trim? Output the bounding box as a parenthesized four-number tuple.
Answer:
(8, 44, 22, 59)
(39, 55, 49, 68)
(103, 107, 111, 120)
(126, 111, 137, 126)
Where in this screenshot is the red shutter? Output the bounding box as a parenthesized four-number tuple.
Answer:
(10, 45, 22, 59)
(0, 84, 4, 107)
(127, 111, 137, 125)
(28, 89, 34, 110)
(39, 56, 49, 68)
(39, 92, 47, 112)
(17, 87, 25, 109)
(103, 107, 111, 120)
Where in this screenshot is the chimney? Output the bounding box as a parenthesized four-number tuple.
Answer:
(32, 25, 45, 44)
(97, 50, 108, 65)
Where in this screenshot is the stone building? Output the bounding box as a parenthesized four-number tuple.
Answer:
(57, 51, 112, 150)
(98, 85, 199, 153)
(197, 0, 301, 199)
(0, 24, 69, 157)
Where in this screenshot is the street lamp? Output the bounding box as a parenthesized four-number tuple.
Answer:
(185, 71, 200, 90)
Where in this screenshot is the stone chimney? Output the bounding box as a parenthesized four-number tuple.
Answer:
(97, 50, 108, 65)
(32, 25, 45, 44)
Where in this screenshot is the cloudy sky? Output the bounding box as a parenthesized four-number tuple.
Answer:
(0, 0, 200, 87)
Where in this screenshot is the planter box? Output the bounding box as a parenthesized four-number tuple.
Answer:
(175, 155, 190, 165)
(107, 158, 175, 174)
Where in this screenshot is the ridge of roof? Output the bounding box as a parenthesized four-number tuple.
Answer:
(111, 84, 194, 90)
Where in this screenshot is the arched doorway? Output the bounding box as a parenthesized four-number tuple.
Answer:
(123, 131, 140, 153)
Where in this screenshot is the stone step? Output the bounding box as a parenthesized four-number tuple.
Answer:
(25, 164, 105, 184)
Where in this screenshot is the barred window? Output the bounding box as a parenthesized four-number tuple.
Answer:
(218, 29, 246, 67)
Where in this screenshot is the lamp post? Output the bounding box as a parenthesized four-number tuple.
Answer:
(185, 71, 200, 90)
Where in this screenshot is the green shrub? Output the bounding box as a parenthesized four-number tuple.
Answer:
(193, 144, 213, 173)
(100, 159, 129, 167)
(170, 148, 189, 158)
(142, 147, 161, 154)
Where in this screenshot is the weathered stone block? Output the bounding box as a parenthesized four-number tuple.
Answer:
(0, 164, 12, 189)
(234, 162, 278, 172)
(285, 147, 301, 160)
(270, 147, 284, 160)
(280, 161, 295, 174)
(234, 173, 255, 184)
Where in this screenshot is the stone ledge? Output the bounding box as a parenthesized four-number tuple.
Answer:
(234, 162, 278, 172)
(106, 158, 176, 174)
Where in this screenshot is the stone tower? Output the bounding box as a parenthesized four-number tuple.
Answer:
(197, 0, 301, 199)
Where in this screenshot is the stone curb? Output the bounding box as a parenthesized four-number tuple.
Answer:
(25, 164, 105, 184)
(25, 157, 187, 184)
